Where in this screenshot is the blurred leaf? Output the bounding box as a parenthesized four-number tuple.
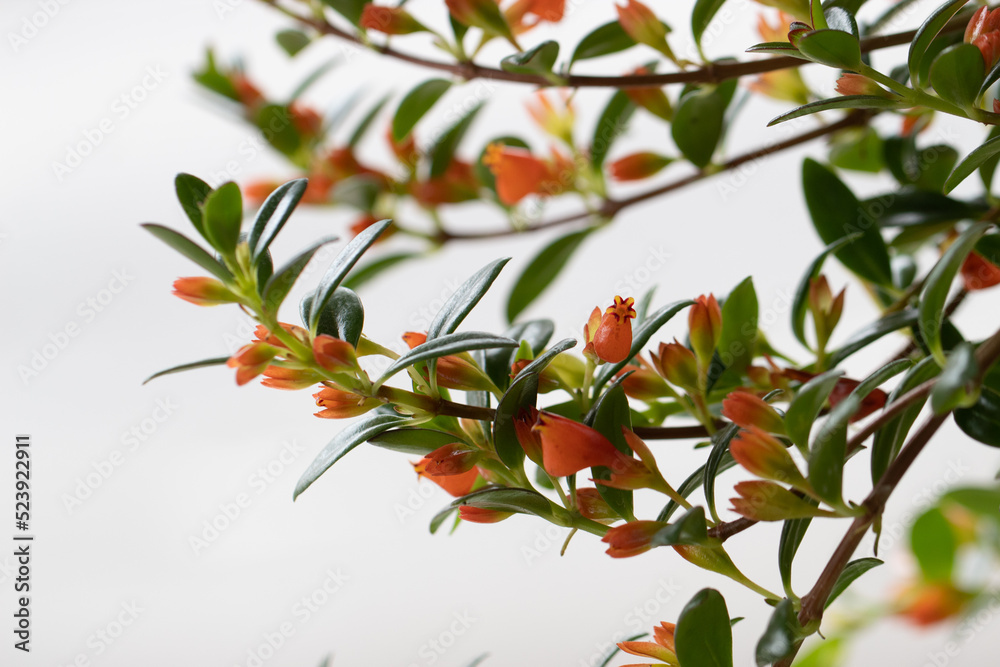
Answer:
(392, 79, 451, 142)
(692, 0, 728, 51)
(142, 356, 230, 385)
(501, 41, 559, 76)
(592, 91, 635, 169)
(248, 179, 308, 261)
(375, 332, 518, 386)
(255, 104, 302, 156)
(944, 485, 1000, 515)
(262, 236, 339, 314)
(946, 133, 1000, 193)
(930, 342, 979, 413)
(929, 43, 984, 109)
(802, 159, 892, 286)
(333, 175, 381, 211)
(276, 29, 311, 56)
(348, 94, 391, 148)
(914, 145, 959, 192)
(321, 0, 370, 25)
(368, 428, 464, 455)
(872, 356, 939, 483)
(202, 182, 243, 255)
(141, 224, 234, 281)
(826, 557, 883, 607)
(429, 258, 511, 339)
(429, 102, 484, 178)
(675, 589, 734, 667)
(829, 127, 884, 173)
(791, 235, 860, 350)
(506, 229, 593, 324)
(672, 80, 737, 167)
(174, 173, 213, 239)
(910, 507, 956, 581)
(785, 370, 842, 451)
(294, 408, 413, 498)
(908, 0, 970, 83)
(570, 21, 637, 66)
(755, 599, 802, 666)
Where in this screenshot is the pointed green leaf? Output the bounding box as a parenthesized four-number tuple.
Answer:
(651, 506, 714, 547)
(872, 356, 939, 483)
(429, 102, 484, 178)
(796, 29, 861, 69)
(826, 309, 919, 367)
(174, 173, 213, 239)
(342, 252, 418, 291)
(910, 508, 956, 581)
(570, 21, 637, 66)
(392, 79, 452, 142)
(785, 370, 843, 451)
(368, 428, 465, 455)
(309, 220, 391, 332)
(141, 223, 234, 281)
(909, 0, 971, 84)
(262, 236, 339, 314)
(375, 332, 518, 386)
(945, 134, 1000, 194)
(493, 371, 538, 470)
(768, 95, 905, 126)
(506, 229, 593, 324)
(675, 589, 734, 667)
(142, 356, 230, 385)
(248, 179, 308, 260)
(825, 558, 882, 608)
(930, 342, 979, 413)
(704, 424, 740, 524)
(692, 0, 729, 50)
(592, 90, 635, 169)
(716, 277, 758, 376)
(429, 258, 511, 340)
(672, 80, 737, 168)
(276, 29, 311, 57)
(348, 94, 391, 148)
(300, 286, 364, 346)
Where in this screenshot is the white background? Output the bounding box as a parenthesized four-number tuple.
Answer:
(4, 0, 1000, 665)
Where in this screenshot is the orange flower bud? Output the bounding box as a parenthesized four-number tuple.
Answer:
(575, 487, 617, 521)
(808, 275, 845, 348)
(172, 277, 240, 307)
(618, 363, 671, 401)
(730, 480, 834, 521)
(254, 322, 310, 349)
(828, 377, 887, 422)
(623, 67, 673, 120)
(410, 160, 481, 206)
(966, 6, 1000, 44)
(722, 391, 786, 435)
(618, 621, 677, 664)
(289, 103, 323, 138)
(360, 5, 427, 34)
(445, 0, 516, 45)
(510, 359, 560, 393)
(615, 0, 668, 52)
(526, 91, 575, 144)
(260, 365, 321, 390)
(729, 426, 807, 488)
(608, 152, 672, 181)
(513, 407, 544, 466)
(243, 180, 283, 206)
(227, 342, 279, 386)
(601, 520, 665, 558)
(402, 332, 495, 392)
(961, 251, 1000, 291)
(896, 581, 970, 626)
(593, 295, 636, 364)
(414, 458, 479, 497)
(312, 334, 358, 374)
(313, 387, 379, 419)
(582, 306, 603, 362)
(232, 73, 265, 109)
(532, 411, 623, 476)
(459, 505, 513, 523)
(651, 340, 700, 393)
(482, 143, 552, 205)
(688, 294, 722, 367)
(834, 73, 890, 98)
(597, 429, 668, 492)
(422, 443, 480, 476)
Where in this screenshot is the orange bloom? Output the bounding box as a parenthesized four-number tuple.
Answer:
(617, 361, 671, 401)
(459, 505, 513, 523)
(227, 342, 279, 386)
(532, 411, 623, 476)
(834, 73, 889, 98)
(260, 365, 321, 390)
(961, 251, 1000, 290)
(414, 457, 479, 497)
(896, 581, 970, 626)
(618, 621, 678, 665)
(422, 443, 480, 476)
(526, 90, 574, 144)
(172, 277, 239, 307)
(966, 6, 1000, 67)
(729, 426, 807, 488)
(313, 386, 379, 419)
(505, 0, 565, 33)
(575, 487, 617, 521)
(722, 391, 786, 435)
(609, 152, 671, 181)
(592, 296, 636, 364)
(312, 334, 358, 374)
(615, 0, 668, 50)
(601, 520, 664, 558)
(688, 294, 722, 367)
(624, 67, 673, 120)
(232, 73, 265, 109)
(582, 306, 604, 362)
(243, 180, 282, 206)
(513, 406, 544, 466)
(289, 103, 323, 138)
(409, 160, 481, 206)
(360, 5, 426, 34)
(482, 143, 553, 205)
(402, 332, 494, 391)
(650, 340, 699, 392)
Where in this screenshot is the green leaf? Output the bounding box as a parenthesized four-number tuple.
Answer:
(429, 258, 511, 340)
(791, 235, 860, 349)
(672, 80, 737, 168)
(309, 220, 392, 332)
(716, 277, 758, 375)
(825, 558, 883, 608)
(796, 29, 861, 69)
(392, 79, 451, 142)
(930, 43, 985, 109)
(332, 175, 381, 212)
(429, 102, 484, 178)
(454, 487, 564, 521)
(658, 459, 739, 522)
(914, 145, 959, 192)
(368, 428, 463, 455)
(979, 125, 1000, 192)
(651, 506, 714, 547)
(501, 41, 559, 76)
(141, 224, 235, 282)
(755, 599, 801, 666)
(675, 589, 733, 667)
(342, 252, 417, 291)
(910, 507, 957, 581)
(703, 424, 740, 523)
(692, 0, 728, 51)
(485, 319, 555, 391)
(142, 356, 230, 385)
(262, 237, 339, 314)
(802, 159, 893, 286)
(254, 104, 303, 156)
(829, 127, 884, 173)
(779, 510, 817, 598)
(872, 356, 939, 483)
(931, 342, 979, 413)
(920, 221, 991, 363)
(745, 42, 808, 58)
(202, 182, 243, 255)
(570, 21, 637, 66)
(506, 229, 593, 324)
(593, 300, 694, 392)
(348, 94, 391, 148)
(588, 383, 635, 521)
(768, 95, 905, 126)
(591, 91, 635, 169)
(174, 173, 213, 239)
(276, 29, 311, 57)
(945, 134, 1000, 194)
(375, 332, 518, 386)
(909, 0, 972, 84)
(944, 484, 1000, 515)
(826, 309, 919, 367)
(955, 379, 1000, 447)
(295, 409, 413, 499)
(493, 371, 538, 470)
(862, 191, 979, 228)
(320, 0, 370, 25)
(785, 370, 842, 451)
(518, 338, 577, 377)
(248, 179, 308, 261)
(300, 286, 364, 346)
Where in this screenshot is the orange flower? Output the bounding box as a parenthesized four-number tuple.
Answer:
(459, 505, 513, 523)
(409, 159, 481, 206)
(313, 386, 379, 419)
(618, 621, 678, 665)
(387, 126, 420, 168)
(360, 5, 426, 34)
(446, 0, 518, 47)
(592, 296, 636, 364)
(422, 443, 480, 476)
(505, 0, 565, 33)
(966, 6, 1000, 67)
(254, 323, 310, 349)
(531, 411, 623, 476)
(414, 457, 479, 497)
(232, 73, 265, 109)
(615, 0, 669, 54)
(513, 406, 545, 466)
(311, 334, 358, 374)
(598, 429, 669, 492)
(781, 368, 888, 422)
(617, 361, 671, 401)
(729, 426, 807, 488)
(730, 480, 834, 521)
(260, 365, 321, 390)
(172, 277, 239, 307)
(896, 581, 970, 626)
(834, 73, 889, 98)
(722, 391, 786, 435)
(688, 294, 722, 367)
(575, 487, 617, 521)
(650, 340, 699, 392)
(526, 90, 574, 144)
(961, 251, 1000, 290)
(623, 67, 673, 120)
(756, 12, 794, 43)
(601, 520, 664, 558)
(243, 180, 283, 206)
(482, 143, 563, 205)
(609, 152, 672, 181)
(289, 103, 323, 139)
(581, 306, 604, 362)
(402, 332, 494, 391)
(227, 342, 279, 386)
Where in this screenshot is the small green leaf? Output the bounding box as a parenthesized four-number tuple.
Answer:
(276, 29, 311, 56)
(716, 277, 758, 375)
(174, 173, 213, 239)
(651, 506, 714, 547)
(493, 372, 538, 470)
(829, 127, 885, 173)
(672, 80, 737, 168)
(785, 370, 842, 451)
(920, 222, 991, 363)
(141, 224, 234, 282)
(779, 510, 817, 598)
(910, 507, 956, 581)
(142, 356, 230, 385)
(802, 159, 893, 286)
(429, 258, 511, 340)
(254, 104, 303, 156)
(791, 235, 860, 349)
(692, 0, 729, 51)
(262, 237, 339, 314)
(796, 29, 862, 69)
(826, 309, 919, 367)
(501, 41, 559, 76)
(320, 0, 370, 25)
(294, 408, 413, 499)
(392, 79, 452, 142)
(909, 0, 971, 84)
(202, 182, 243, 255)
(825, 558, 883, 607)
(703, 425, 739, 524)
(300, 287, 364, 346)
(588, 383, 635, 521)
(930, 43, 985, 109)
(570, 21, 636, 66)
(368, 428, 464, 455)
(955, 376, 1000, 447)
(745, 42, 808, 58)
(506, 229, 593, 324)
(348, 94, 391, 148)
(375, 332, 518, 386)
(945, 134, 1000, 194)
(755, 599, 802, 666)
(930, 342, 979, 413)
(872, 356, 940, 482)
(979, 125, 1000, 192)
(768, 95, 906, 126)
(591, 91, 635, 169)
(675, 589, 734, 667)
(485, 319, 555, 391)
(429, 102, 484, 178)
(248, 179, 308, 261)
